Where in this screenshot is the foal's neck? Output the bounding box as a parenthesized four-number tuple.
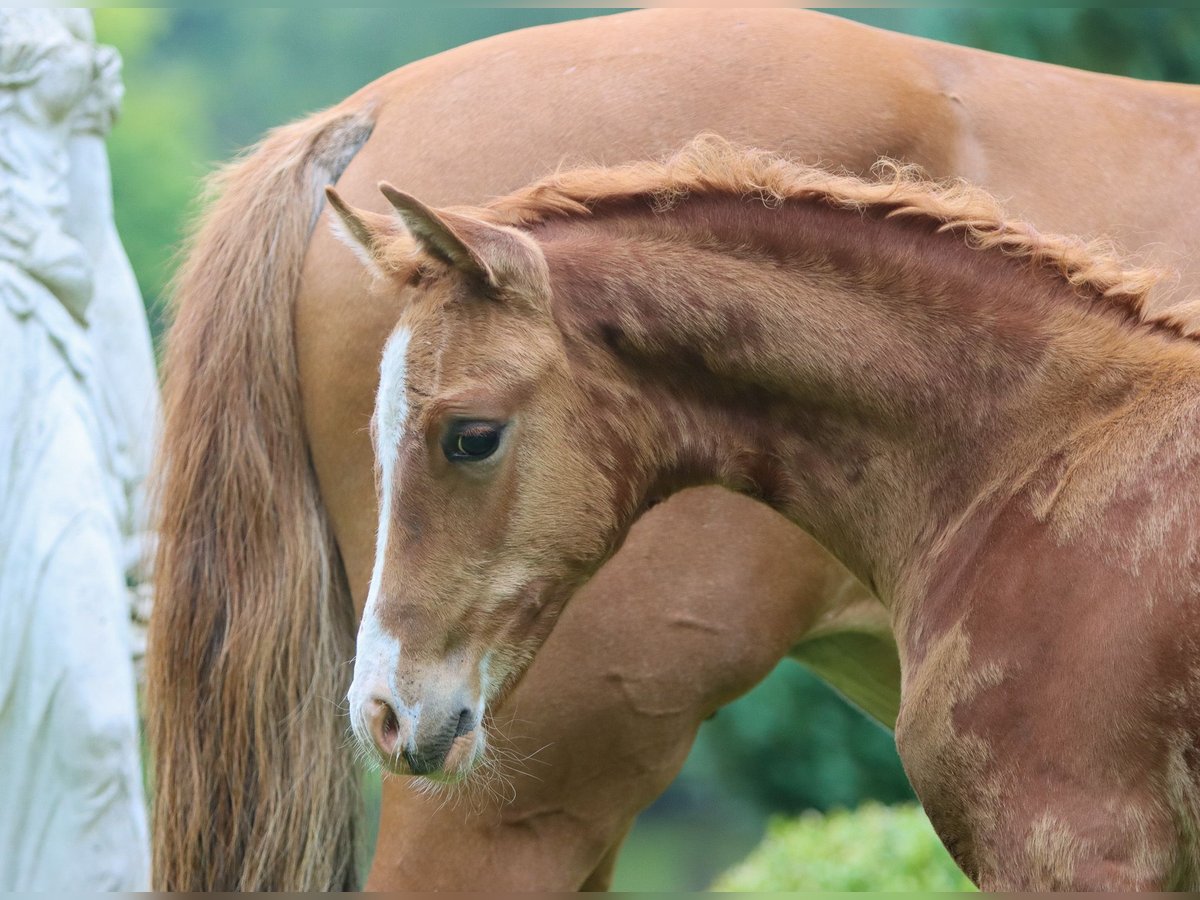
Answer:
(538, 197, 1194, 601)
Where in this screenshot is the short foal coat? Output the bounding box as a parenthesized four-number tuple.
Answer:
(333, 141, 1200, 890)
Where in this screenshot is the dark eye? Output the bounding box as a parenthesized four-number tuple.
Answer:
(443, 421, 503, 462)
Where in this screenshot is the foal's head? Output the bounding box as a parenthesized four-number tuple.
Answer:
(330, 187, 632, 778)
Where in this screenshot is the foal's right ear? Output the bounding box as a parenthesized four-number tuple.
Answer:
(324, 186, 401, 274)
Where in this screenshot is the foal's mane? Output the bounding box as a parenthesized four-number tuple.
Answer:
(477, 135, 1193, 338)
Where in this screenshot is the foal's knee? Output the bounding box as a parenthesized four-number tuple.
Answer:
(1016, 808, 1181, 891)
(979, 848, 1178, 892)
(943, 801, 1181, 891)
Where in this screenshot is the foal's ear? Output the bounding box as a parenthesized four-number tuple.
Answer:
(379, 182, 548, 301)
(379, 183, 495, 285)
(324, 186, 400, 274)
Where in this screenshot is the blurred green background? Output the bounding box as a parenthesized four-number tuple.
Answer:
(94, 8, 1200, 891)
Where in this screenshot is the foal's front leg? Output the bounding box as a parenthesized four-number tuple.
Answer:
(894, 619, 1189, 891)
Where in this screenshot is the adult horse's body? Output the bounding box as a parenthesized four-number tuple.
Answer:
(148, 8, 1200, 891)
(336, 139, 1200, 891)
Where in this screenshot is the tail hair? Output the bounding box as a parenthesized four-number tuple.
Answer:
(146, 103, 374, 890)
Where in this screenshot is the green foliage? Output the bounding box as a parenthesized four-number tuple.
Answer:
(900, 9, 1200, 83)
(104, 75, 210, 333)
(95, 10, 215, 336)
(712, 802, 976, 892)
(693, 661, 913, 815)
(93, 9, 169, 59)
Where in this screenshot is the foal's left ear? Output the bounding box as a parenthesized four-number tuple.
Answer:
(325, 186, 403, 277)
(379, 182, 547, 300)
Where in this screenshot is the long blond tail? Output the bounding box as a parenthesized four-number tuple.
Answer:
(146, 102, 375, 890)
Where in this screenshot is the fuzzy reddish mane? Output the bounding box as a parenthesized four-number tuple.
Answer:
(470, 136, 1189, 336)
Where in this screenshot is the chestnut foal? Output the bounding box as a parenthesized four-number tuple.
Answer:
(333, 141, 1200, 891)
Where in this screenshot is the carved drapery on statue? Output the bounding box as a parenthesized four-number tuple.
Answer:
(0, 9, 156, 890)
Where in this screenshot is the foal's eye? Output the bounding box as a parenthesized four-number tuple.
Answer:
(443, 421, 504, 462)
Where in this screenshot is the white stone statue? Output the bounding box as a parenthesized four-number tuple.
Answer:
(0, 9, 156, 890)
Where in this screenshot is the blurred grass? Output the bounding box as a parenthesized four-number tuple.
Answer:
(713, 802, 975, 892)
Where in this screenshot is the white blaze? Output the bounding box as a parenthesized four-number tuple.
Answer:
(350, 327, 411, 712)
(367, 325, 412, 607)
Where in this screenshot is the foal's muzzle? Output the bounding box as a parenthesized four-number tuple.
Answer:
(360, 691, 480, 776)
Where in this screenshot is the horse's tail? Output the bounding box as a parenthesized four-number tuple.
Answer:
(146, 101, 376, 891)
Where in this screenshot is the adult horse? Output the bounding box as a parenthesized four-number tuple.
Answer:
(333, 137, 1200, 891)
(147, 8, 1200, 891)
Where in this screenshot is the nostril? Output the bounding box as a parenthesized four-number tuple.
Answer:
(453, 706, 474, 738)
(369, 697, 400, 755)
(381, 705, 399, 742)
